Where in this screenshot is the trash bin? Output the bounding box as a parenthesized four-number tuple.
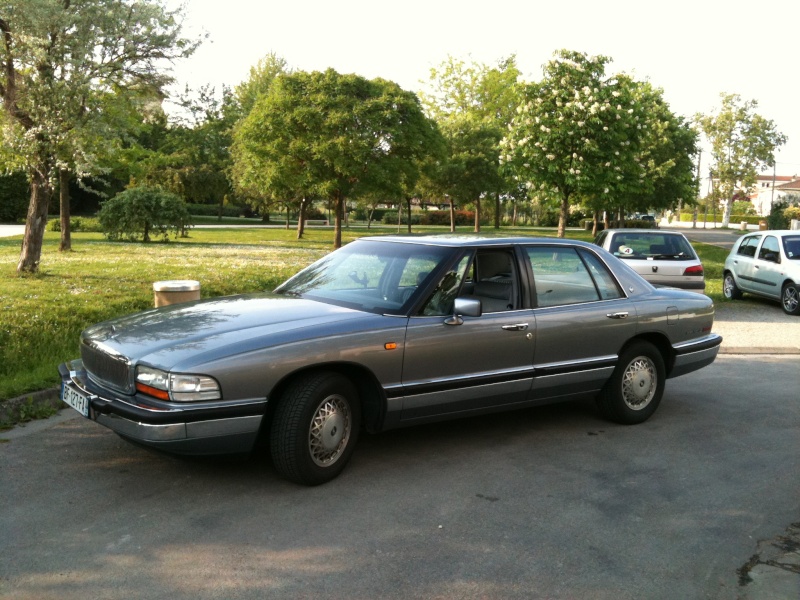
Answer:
(758, 220, 767, 231)
(740, 221, 748, 231)
(791, 219, 800, 231)
(153, 280, 201, 307)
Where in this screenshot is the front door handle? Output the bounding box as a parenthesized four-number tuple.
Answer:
(501, 323, 529, 331)
(606, 312, 629, 319)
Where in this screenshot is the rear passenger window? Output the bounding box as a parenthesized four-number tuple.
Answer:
(579, 250, 624, 300)
(527, 247, 602, 307)
(737, 236, 761, 258)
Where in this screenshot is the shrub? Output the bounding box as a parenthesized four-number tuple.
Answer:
(767, 202, 789, 230)
(99, 187, 191, 242)
(46, 217, 102, 233)
(185, 203, 243, 218)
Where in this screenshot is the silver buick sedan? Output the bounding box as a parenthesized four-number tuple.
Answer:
(60, 236, 722, 485)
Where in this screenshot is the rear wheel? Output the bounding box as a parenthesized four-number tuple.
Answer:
(723, 272, 743, 300)
(782, 283, 800, 315)
(270, 371, 361, 485)
(596, 341, 665, 424)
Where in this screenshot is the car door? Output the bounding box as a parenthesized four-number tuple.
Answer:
(751, 235, 784, 300)
(524, 245, 638, 401)
(399, 248, 537, 423)
(730, 234, 762, 293)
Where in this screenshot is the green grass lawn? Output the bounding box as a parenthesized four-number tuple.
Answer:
(0, 225, 723, 402)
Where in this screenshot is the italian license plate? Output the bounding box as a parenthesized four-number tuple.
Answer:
(61, 384, 90, 418)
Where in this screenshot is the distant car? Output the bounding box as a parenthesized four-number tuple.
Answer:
(723, 230, 800, 315)
(60, 236, 721, 485)
(594, 229, 705, 291)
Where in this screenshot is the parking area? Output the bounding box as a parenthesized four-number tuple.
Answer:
(2, 354, 799, 599)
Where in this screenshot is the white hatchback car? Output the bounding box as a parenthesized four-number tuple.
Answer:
(594, 229, 705, 292)
(723, 230, 800, 315)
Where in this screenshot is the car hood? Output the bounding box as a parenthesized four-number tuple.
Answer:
(82, 293, 378, 370)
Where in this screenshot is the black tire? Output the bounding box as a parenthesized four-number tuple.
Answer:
(723, 272, 743, 300)
(596, 341, 666, 425)
(270, 371, 361, 486)
(781, 282, 800, 316)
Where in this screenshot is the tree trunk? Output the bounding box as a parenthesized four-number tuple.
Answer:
(592, 211, 599, 237)
(333, 193, 343, 249)
(557, 194, 569, 238)
(449, 200, 456, 233)
(722, 194, 733, 228)
(367, 207, 374, 230)
(474, 197, 481, 233)
(406, 198, 412, 234)
(494, 192, 500, 229)
(59, 168, 72, 252)
(17, 169, 52, 274)
(296, 198, 307, 239)
(285, 203, 290, 229)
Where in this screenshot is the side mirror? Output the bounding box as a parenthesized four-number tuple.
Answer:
(444, 297, 482, 326)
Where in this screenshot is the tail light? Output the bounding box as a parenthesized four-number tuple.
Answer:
(683, 265, 704, 277)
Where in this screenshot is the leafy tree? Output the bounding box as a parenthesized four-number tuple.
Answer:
(696, 93, 786, 227)
(98, 186, 190, 242)
(232, 69, 440, 248)
(421, 56, 520, 231)
(132, 85, 237, 217)
(0, 0, 196, 273)
(502, 50, 651, 237)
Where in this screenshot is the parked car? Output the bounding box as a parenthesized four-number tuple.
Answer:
(594, 229, 705, 291)
(722, 230, 800, 315)
(60, 236, 722, 485)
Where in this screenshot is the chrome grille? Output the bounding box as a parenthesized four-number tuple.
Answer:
(80, 340, 132, 393)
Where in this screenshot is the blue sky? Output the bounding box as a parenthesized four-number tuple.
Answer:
(166, 0, 800, 183)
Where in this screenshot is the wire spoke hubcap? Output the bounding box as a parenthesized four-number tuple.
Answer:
(621, 357, 656, 410)
(308, 394, 351, 467)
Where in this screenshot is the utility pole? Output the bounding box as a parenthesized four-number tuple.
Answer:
(693, 150, 701, 228)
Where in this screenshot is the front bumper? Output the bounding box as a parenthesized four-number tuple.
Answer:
(59, 360, 266, 455)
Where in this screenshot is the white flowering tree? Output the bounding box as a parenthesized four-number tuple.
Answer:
(502, 50, 649, 237)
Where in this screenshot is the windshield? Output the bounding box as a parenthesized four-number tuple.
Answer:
(782, 236, 800, 260)
(274, 240, 456, 315)
(610, 233, 696, 260)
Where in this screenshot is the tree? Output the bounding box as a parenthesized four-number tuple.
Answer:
(232, 69, 441, 248)
(696, 93, 786, 227)
(503, 50, 651, 238)
(0, 0, 196, 273)
(421, 55, 520, 231)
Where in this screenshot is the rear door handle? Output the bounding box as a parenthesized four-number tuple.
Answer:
(606, 312, 629, 319)
(501, 323, 529, 331)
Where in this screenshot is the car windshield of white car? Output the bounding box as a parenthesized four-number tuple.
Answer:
(274, 241, 455, 315)
(782, 236, 800, 260)
(612, 234, 694, 260)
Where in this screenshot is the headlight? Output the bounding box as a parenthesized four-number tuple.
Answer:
(135, 366, 221, 402)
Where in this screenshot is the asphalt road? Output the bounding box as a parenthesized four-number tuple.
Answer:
(2, 355, 799, 600)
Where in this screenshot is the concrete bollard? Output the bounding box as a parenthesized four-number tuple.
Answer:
(153, 280, 201, 307)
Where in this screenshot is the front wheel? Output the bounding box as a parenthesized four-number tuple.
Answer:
(596, 342, 665, 424)
(270, 372, 361, 485)
(782, 283, 800, 315)
(723, 272, 743, 300)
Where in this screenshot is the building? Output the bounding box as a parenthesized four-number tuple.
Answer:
(749, 174, 800, 215)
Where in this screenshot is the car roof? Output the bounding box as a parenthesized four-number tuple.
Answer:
(359, 234, 598, 249)
(603, 229, 687, 237)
